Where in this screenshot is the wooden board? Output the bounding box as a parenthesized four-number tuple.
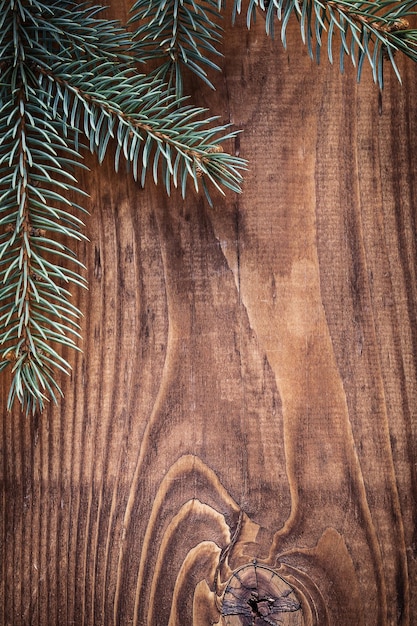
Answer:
(1, 5, 416, 625)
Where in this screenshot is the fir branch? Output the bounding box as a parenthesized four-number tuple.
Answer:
(235, 0, 417, 86)
(0, 0, 88, 413)
(35, 62, 243, 195)
(0, 0, 245, 413)
(130, 0, 223, 98)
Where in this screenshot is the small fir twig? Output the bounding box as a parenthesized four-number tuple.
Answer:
(130, 0, 223, 98)
(233, 0, 417, 86)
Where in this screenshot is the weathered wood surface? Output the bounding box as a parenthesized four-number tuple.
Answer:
(1, 5, 417, 625)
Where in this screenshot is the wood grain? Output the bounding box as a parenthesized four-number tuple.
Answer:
(1, 4, 416, 625)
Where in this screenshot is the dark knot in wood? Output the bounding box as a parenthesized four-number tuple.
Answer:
(221, 561, 302, 625)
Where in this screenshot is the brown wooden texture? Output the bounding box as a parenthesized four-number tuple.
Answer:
(1, 5, 417, 625)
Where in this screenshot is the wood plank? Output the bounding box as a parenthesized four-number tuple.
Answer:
(1, 5, 416, 625)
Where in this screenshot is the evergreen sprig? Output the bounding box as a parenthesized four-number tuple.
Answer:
(130, 0, 223, 98)
(131, 0, 417, 93)
(239, 0, 417, 86)
(0, 0, 244, 413)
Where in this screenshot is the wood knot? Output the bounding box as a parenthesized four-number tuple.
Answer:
(221, 561, 302, 625)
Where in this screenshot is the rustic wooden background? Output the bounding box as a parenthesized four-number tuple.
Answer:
(1, 3, 417, 625)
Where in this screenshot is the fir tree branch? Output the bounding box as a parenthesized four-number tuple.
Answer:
(0, 0, 245, 413)
(130, 0, 223, 98)
(35, 62, 243, 195)
(235, 0, 417, 85)
(0, 6, 87, 413)
(130, 0, 417, 96)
